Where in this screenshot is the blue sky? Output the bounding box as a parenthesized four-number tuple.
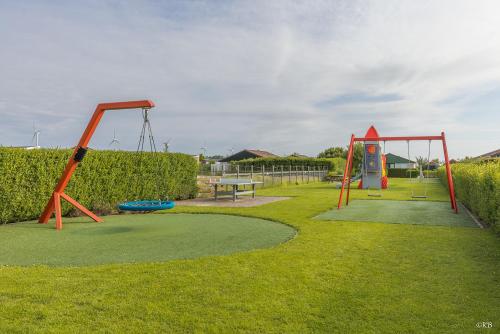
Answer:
(0, 0, 499, 159)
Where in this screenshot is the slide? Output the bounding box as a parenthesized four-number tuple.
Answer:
(336, 173, 362, 189)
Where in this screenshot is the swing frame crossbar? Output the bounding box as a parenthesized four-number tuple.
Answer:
(38, 100, 155, 230)
(337, 132, 458, 213)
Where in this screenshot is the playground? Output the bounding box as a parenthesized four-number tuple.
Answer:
(1, 104, 499, 333)
(2, 179, 500, 333)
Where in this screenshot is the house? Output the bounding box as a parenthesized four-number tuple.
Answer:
(385, 153, 416, 169)
(219, 149, 279, 162)
(476, 149, 500, 159)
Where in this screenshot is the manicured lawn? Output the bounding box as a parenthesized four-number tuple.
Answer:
(1, 178, 499, 333)
(0, 214, 295, 266)
(315, 200, 476, 227)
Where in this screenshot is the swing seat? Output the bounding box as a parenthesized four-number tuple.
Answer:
(118, 200, 175, 212)
(411, 195, 428, 199)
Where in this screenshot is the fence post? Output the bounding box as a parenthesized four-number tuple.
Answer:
(302, 165, 304, 183)
(280, 165, 283, 184)
(250, 165, 253, 179)
(261, 165, 265, 187)
(236, 165, 239, 179)
(307, 166, 310, 183)
(288, 165, 291, 183)
(295, 166, 298, 183)
(272, 165, 275, 185)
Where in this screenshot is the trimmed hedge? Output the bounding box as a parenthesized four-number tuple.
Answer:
(438, 160, 499, 230)
(235, 157, 346, 173)
(0, 148, 198, 223)
(387, 168, 437, 178)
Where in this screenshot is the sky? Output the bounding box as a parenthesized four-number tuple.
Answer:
(0, 0, 499, 159)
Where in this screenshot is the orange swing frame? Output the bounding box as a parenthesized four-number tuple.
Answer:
(337, 130, 458, 213)
(38, 100, 155, 230)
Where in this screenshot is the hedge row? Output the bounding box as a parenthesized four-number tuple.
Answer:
(387, 168, 437, 178)
(0, 148, 198, 223)
(438, 160, 499, 230)
(235, 157, 346, 173)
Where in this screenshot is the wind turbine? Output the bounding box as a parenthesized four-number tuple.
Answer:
(200, 142, 208, 157)
(163, 138, 172, 152)
(227, 147, 235, 156)
(109, 129, 120, 149)
(30, 122, 41, 149)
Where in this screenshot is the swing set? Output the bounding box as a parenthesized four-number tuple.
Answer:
(38, 100, 174, 230)
(337, 129, 458, 213)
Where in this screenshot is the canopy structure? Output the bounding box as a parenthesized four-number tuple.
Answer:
(38, 100, 155, 230)
(337, 126, 458, 213)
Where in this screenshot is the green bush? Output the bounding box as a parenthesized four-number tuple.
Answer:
(387, 168, 416, 178)
(0, 148, 198, 223)
(235, 157, 346, 174)
(387, 168, 437, 178)
(438, 160, 500, 231)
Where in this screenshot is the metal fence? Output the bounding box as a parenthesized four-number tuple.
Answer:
(199, 164, 329, 187)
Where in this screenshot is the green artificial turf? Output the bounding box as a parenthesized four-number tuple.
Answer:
(0, 214, 295, 266)
(1, 178, 500, 333)
(315, 200, 477, 227)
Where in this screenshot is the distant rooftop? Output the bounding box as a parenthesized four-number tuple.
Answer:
(477, 149, 500, 158)
(385, 153, 415, 164)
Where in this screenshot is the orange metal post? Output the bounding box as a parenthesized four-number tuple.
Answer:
(39, 100, 155, 230)
(337, 134, 355, 209)
(441, 132, 458, 213)
(345, 147, 355, 206)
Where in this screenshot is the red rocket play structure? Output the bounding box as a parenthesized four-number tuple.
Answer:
(356, 126, 388, 190)
(337, 125, 458, 213)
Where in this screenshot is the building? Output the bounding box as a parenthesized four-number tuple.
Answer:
(476, 149, 500, 159)
(219, 149, 279, 162)
(385, 153, 416, 169)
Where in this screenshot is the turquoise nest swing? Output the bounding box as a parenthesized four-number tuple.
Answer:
(118, 108, 175, 212)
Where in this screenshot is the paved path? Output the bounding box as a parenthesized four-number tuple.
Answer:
(175, 196, 290, 207)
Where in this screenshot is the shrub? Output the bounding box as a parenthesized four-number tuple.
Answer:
(438, 160, 500, 231)
(235, 157, 346, 173)
(0, 148, 198, 223)
(386, 168, 437, 178)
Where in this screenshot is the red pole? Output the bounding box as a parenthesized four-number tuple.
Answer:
(346, 148, 354, 206)
(338, 134, 355, 209)
(441, 132, 458, 213)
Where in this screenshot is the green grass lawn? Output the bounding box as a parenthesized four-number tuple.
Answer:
(1, 178, 500, 333)
(0, 214, 295, 266)
(315, 200, 477, 227)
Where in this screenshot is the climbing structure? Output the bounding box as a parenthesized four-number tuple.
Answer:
(337, 125, 457, 213)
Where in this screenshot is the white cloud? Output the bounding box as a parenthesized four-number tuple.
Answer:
(0, 0, 499, 158)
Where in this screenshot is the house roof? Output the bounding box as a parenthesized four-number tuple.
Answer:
(245, 149, 278, 158)
(219, 149, 279, 162)
(385, 153, 415, 164)
(477, 149, 500, 158)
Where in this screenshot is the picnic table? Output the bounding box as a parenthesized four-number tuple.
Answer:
(209, 178, 263, 201)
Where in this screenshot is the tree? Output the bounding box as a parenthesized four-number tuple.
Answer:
(415, 156, 428, 168)
(317, 147, 346, 158)
(351, 143, 363, 172)
(318, 143, 363, 172)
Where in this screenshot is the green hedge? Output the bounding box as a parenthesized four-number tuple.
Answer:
(0, 148, 198, 223)
(235, 157, 346, 173)
(438, 160, 500, 230)
(387, 168, 437, 178)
